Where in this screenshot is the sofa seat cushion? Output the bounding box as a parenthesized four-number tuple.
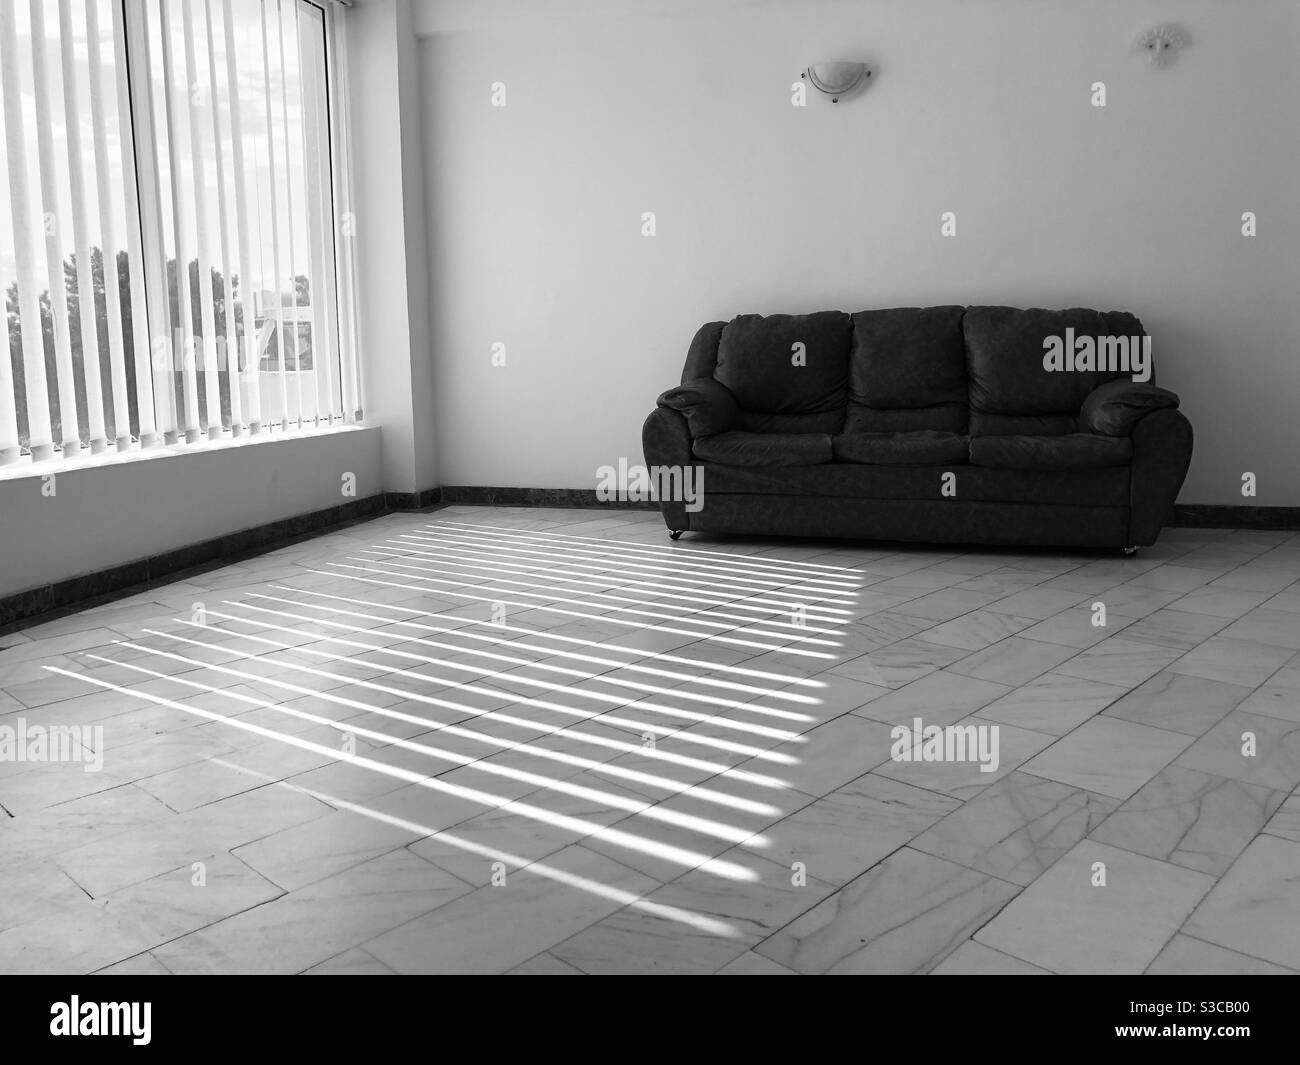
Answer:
(714, 311, 852, 415)
(699, 462, 1128, 507)
(845, 403, 968, 435)
(969, 412, 1077, 437)
(736, 408, 845, 435)
(970, 433, 1133, 470)
(832, 430, 970, 466)
(692, 431, 832, 467)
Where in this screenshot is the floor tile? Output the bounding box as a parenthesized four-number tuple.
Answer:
(919, 610, 1036, 652)
(977, 672, 1126, 736)
(100, 852, 284, 944)
(1054, 637, 1181, 689)
(851, 670, 1011, 727)
(1262, 795, 1300, 843)
(1018, 609, 1136, 650)
(503, 950, 597, 977)
(363, 844, 658, 974)
(945, 637, 1077, 686)
(931, 940, 1051, 974)
(739, 772, 959, 886)
(1182, 835, 1300, 970)
(714, 950, 798, 974)
(152, 849, 469, 974)
(1170, 586, 1273, 619)
(302, 947, 396, 975)
(728, 714, 897, 799)
(1089, 766, 1287, 876)
(1173, 710, 1300, 792)
(873, 717, 1055, 801)
(94, 951, 174, 976)
(1128, 566, 1219, 593)
(828, 637, 970, 690)
(1168, 637, 1293, 688)
(1119, 609, 1232, 651)
(1102, 671, 1251, 737)
(1020, 718, 1191, 800)
(985, 588, 1090, 621)
(1146, 934, 1295, 975)
(975, 841, 1213, 974)
(756, 847, 1020, 974)
(911, 771, 1118, 885)
(550, 854, 834, 974)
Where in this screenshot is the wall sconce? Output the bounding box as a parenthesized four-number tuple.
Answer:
(802, 61, 872, 102)
(1134, 24, 1189, 67)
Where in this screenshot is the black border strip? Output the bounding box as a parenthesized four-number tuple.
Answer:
(0, 490, 440, 634)
(1171, 505, 1300, 530)
(439, 485, 658, 509)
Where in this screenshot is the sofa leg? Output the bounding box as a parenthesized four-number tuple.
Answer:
(669, 530, 683, 541)
(1123, 545, 1138, 556)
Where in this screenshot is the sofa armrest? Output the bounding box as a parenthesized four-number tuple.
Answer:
(1080, 379, 1181, 436)
(657, 377, 741, 438)
(1129, 408, 1193, 546)
(641, 406, 698, 532)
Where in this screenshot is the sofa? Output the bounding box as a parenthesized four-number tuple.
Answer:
(641, 306, 1192, 551)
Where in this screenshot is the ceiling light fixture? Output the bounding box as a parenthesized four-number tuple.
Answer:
(802, 61, 872, 103)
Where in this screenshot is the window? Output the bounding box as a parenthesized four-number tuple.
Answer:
(0, 0, 359, 466)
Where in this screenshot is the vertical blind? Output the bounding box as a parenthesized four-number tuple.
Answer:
(0, 0, 360, 466)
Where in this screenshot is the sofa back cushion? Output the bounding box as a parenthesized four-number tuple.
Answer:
(680, 321, 726, 382)
(963, 307, 1144, 435)
(845, 305, 968, 434)
(714, 311, 852, 416)
(681, 306, 1148, 440)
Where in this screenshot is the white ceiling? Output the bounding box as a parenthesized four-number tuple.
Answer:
(408, 0, 781, 36)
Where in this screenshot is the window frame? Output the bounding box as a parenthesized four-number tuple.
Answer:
(0, 0, 360, 471)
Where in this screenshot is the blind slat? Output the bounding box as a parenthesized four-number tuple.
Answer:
(1, 2, 54, 459)
(87, 0, 135, 450)
(128, 1, 179, 443)
(179, 0, 223, 440)
(203, 0, 242, 436)
(259, 0, 289, 431)
(0, 4, 34, 460)
(300, 4, 336, 424)
(57, 0, 109, 454)
(222, 0, 263, 434)
(29, 0, 82, 454)
(156, 0, 203, 441)
(276, 0, 306, 428)
(327, 3, 363, 422)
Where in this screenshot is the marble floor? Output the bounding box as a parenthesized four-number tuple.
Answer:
(2, 505, 1299, 974)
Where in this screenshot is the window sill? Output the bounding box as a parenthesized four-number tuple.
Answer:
(0, 423, 376, 484)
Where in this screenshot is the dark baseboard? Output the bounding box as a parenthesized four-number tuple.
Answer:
(384, 487, 444, 510)
(0, 488, 468, 634)
(439, 485, 658, 509)
(441, 491, 1299, 529)
(0, 493, 402, 635)
(1170, 505, 1300, 531)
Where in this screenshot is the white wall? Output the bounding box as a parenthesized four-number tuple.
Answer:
(0, 426, 382, 597)
(415, 0, 1300, 507)
(348, 0, 439, 494)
